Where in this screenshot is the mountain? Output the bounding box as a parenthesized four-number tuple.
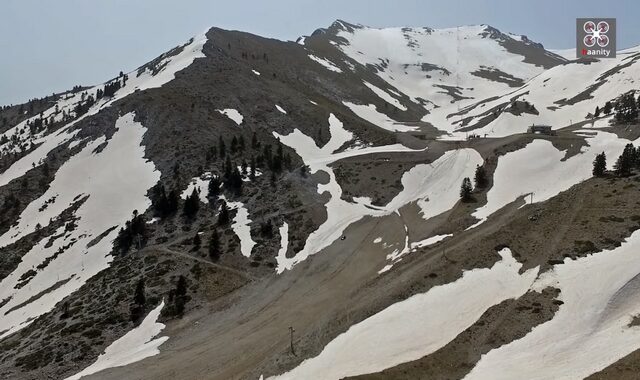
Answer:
(1, 20, 640, 380)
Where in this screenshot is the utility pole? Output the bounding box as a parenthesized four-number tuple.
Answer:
(289, 326, 296, 356)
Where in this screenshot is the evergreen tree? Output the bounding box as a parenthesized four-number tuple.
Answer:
(218, 201, 230, 225)
(208, 176, 221, 200)
(134, 277, 146, 306)
(130, 277, 146, 323)
(193, 233, 201, 250)
(603, 101, 613, 115)
(219, 136, 226, 158)
(231, 136, 238, 154)
(251, 132, 259, 149)
(183, 188, 200, 217)
(250, 156, 256, 180)
(594, 106, 601, 118)
(173, 275, 188, 316)
(614, 93, 639, 123)
(166, 189, 179, 214)
(614, 143, 636, 176)
(239, 135, 245, 152)
(460, 177, 473, 202)
(592, 152, 607, 177)
(209, 229, 220, 261)
(115, 211, 148, 253)
(474, 165, 487, 189)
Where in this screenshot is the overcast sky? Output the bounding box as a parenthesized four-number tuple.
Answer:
(1, 0, 638, 106)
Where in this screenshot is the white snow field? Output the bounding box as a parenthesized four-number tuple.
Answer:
(275, 222, 290, 269)
(342, 102, 419, 132)
(220, 195, 256, 258)
(472, 131, 632, 226)
(466, 230, 640, 380)
(307, 54, 343, 73)
(362, 81, 407, 111)
(271, 249, 538, 379)
(0, 113, 160, 338)
(275, 113, 479, 273)
(65, 301, 168, 380)
(331, 24, 640, 140)
(334, 25, 551, 133)
(216, 108, 244, 125)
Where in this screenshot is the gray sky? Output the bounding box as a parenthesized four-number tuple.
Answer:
(2, 0, 638, 106)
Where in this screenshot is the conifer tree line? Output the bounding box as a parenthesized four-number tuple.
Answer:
(593, 92, 640, 123)
(592, 143, 640, 178)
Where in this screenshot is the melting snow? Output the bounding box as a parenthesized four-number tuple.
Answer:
(342, 102, 418, 132)
(472, 132, 632, 226)
(275, 222, 290, 269)
(275, 113, 476, 273)
(363, 81, 407, 111)
(65, 301, 168, 380)
(217, 108, 244, 125)
(181, 172, 213, 204)
(0, 113, 160, 338)
(308, 54, 343, 73)
(220, 196, 255, 257)
(466, 231, 640, 379)
(271, 249, 538, 379)
(252, 69, 261, 76)
(275, 105, 287, 114)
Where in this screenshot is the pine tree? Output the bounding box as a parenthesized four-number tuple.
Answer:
(603, 101, 613, 115)
(460, 177, 473, 202)
(193, 233, 201, 250)
(474, 165, 487, 189)
(134, 277, 146, 306)
(614, 93, 639, 123)
(209, 229, 220, 261)
(130, 277, 147, 323)
(218, 201, 230, 225)
(231, 136, 238, 154)
(239, 135, 245, 152)
(614, 144, 636, 177)
(219, 136, 226, 158)
(183, 188, 200, 217)
(251, 132, 259, 149)
(592, 152, 607, 177)
(594, 106, 601, 118)
(208, 176, 221, 200)
(250, 156, 256, 180)
(174, 275, 188, 316)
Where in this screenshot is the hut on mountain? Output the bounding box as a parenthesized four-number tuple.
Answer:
(527, 124, 554, 135)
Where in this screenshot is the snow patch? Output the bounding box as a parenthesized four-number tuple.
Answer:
(308, 54, 343, 73)
(65, 301, 168, 380)
(272, 248, 538, 379)
(217, 109, 243, 125)
(275, 105, 287, 114)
